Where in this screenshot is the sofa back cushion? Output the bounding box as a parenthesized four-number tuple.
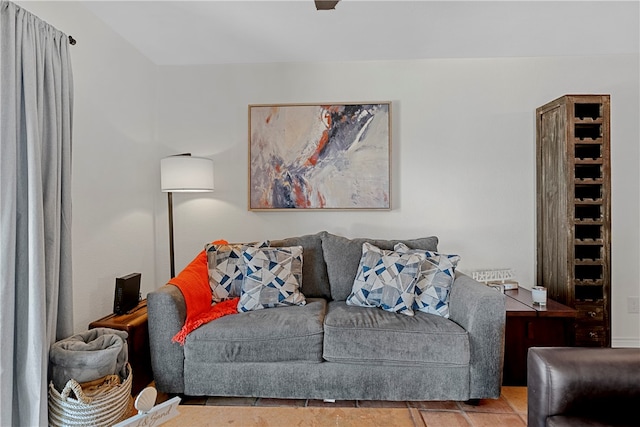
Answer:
(322, 232, 439, 301)
(270, 231, 331, 299)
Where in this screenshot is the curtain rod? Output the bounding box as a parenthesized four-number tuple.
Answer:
(68, 35, 76, 45)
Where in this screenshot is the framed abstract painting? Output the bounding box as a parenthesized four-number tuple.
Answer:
(248, 102, 391, 210)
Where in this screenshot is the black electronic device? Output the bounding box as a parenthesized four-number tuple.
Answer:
(113, 272, 141, 315)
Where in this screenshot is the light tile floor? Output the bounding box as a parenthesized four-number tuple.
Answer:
(156, 386, 528, 427)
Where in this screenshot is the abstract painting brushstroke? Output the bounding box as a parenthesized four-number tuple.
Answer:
(249, 103, 391, 210)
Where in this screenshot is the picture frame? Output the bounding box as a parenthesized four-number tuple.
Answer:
(248, 102, 391, 211)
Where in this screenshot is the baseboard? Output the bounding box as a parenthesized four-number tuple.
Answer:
(612, 337, 640, 348)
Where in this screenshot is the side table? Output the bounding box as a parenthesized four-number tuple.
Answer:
(503, 288, 577, 385)
(89, 299, 153, 395)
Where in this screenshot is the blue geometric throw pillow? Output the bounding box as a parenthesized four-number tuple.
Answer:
(394, 243, 460, 318)
(346, 242, 424, 316)
(238, 246, 306, 312)
(205, 241, 269, 302)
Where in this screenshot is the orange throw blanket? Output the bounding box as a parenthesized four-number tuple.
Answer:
(169, 240, 239, 345)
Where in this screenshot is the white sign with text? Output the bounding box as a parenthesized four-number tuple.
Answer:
(114, 396, 181, 427)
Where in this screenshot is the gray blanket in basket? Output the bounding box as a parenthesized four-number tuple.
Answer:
(49, 327, 129, 391)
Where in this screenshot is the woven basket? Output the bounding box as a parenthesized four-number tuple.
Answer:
(48, 363, 133, 427)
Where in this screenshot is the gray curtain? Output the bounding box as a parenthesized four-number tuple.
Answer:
(0, 1, 74, 425)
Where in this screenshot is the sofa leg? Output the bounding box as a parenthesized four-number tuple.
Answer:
(465, 398, 480, 406)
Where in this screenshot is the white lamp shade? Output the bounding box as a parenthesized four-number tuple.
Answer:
(161, 156, 214, 192)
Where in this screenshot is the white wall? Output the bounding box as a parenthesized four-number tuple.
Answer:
(156, 57, 639, 346)
(16, 3, 640, 346)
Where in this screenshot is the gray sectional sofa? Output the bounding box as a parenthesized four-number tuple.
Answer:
(147, 231, 505, 401)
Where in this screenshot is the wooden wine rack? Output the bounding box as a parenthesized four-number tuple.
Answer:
(536, 95, 611, 347)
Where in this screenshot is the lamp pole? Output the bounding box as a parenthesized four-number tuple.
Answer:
(167, 191, 176, 278)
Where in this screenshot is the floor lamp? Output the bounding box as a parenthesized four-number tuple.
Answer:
(160, 154, 214, 278)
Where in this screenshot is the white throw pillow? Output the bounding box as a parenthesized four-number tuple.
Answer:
(238, 246, 306, 312)
(206, 241, 269, 302)
(346, 242, 424, 316)
(394, 242, 460, 318)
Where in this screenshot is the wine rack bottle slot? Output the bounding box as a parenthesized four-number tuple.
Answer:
(575, 184, 602, 200)
(575, 204, 601, 220)
(575, 244, 602, 260)
(575, 144, 601, 159)
(575, 224, 602, 240)
(574, 123, 602, 140)
(575, 264, 603, 281)
(574, 103, 602, 120)
(575, 285, 603, 301)
(575, 164, 602, 180)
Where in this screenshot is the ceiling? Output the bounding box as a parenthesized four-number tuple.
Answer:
(81, 1, 639, 66)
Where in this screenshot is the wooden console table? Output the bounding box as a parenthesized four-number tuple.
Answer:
(503, 288, 577, 385)
(89, 300, 152, 395)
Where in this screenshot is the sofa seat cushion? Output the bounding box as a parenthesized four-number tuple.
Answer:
(323, 301, 469, 366)
(185, 298, 326, 363)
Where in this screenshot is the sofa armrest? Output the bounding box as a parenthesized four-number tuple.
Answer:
(147, 284, 187, 394)
(527, 347, 640, 427)
(449, 273, 505, 399)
